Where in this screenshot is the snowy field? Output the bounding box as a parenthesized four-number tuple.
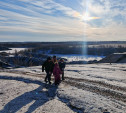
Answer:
(0, 48, 27, 54)
(48, 54, 104, 62)
(0, 63, 126, 113)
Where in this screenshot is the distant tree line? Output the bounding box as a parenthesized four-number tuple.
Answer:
(87, 45, 126, 56)
(32, 44, 126, 56)
(0, 41, 126, 56)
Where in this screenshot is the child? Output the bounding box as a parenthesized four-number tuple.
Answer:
(59, 58, 66, 80)
(53, 62, 62, 85)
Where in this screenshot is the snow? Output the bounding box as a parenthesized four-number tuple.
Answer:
(0, 63, 126, 113)
(58, 85, 126, 113)
(65, 64, 126, 87)
(0, 48, 27, 54)
(48, 54, 105, 62)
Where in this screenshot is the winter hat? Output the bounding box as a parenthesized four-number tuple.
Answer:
(53, 55, 56, 59)
(47, 57, 51, 61)
(60, 58, 64, 61)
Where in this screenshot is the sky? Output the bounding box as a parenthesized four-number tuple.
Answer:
(0, 0, 126, 42)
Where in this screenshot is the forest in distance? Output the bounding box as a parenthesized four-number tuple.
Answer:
(0, 41, 126, 56)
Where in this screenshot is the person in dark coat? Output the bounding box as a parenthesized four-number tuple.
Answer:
(42, 57, 53, 84)
(59, 58, 66, 80)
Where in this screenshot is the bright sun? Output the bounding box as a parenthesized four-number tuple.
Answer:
(82, 12, 90, 21)
(73, 12, 100, 21)
(82, 12, 100, 21)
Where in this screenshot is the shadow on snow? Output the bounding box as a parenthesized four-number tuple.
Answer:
(0, 75, 58, 113)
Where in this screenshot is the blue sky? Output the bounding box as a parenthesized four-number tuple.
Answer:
(0, 0, 126, 42)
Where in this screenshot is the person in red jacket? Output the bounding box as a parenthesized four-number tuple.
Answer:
(53, 62, 62, 85)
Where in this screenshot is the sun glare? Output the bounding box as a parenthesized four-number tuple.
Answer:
(82, 12, 90, 21)
(74, 11, 100, 21)
(81, 12, 100, 21)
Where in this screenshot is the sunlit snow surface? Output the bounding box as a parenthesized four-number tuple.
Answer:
(48, 54, 104, 61)
(0, 63, 126, 113)
(10, 63, 126, 87)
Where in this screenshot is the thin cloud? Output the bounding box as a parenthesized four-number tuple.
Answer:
(0, 0, 126, 41)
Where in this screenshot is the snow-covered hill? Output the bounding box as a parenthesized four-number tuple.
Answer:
(0, 63, 126, 113)
(99, 53, 126, 63)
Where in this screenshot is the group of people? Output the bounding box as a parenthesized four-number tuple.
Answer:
(42, 56, 66, 85)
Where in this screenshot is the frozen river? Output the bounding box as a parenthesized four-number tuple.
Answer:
(0, 48, 105, 62)
(48, 54, 105, 61)
(0, 48, 27, 54)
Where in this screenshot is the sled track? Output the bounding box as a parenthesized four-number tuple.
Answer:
(1, 70, 126, 103)
(65, 77, 126, 92)
(64, 79, 126, 103)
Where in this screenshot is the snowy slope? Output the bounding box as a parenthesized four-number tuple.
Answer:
(99, 53, 126, 63)
(0, 63, 126, 113)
